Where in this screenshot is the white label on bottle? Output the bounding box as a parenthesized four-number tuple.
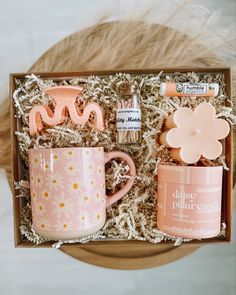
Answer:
(116, 108, 141, 131)
(181, 83, 208, 95)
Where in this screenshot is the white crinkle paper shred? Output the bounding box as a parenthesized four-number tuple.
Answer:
(13, 72, 235, 247)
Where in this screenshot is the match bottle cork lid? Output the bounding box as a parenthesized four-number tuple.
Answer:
(117, 82, 138, 96)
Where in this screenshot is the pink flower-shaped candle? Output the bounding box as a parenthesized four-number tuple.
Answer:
(160, 102, 230, 164)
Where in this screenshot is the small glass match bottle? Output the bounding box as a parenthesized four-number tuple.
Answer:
(116, 82, 141, 144)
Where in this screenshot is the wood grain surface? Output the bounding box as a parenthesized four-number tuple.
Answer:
(27, 22, 233, 269)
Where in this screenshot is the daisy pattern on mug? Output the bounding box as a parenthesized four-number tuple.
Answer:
(84, 149, 91, 157)
(42, 189, 51, 201)
(78, 211, 90, 225)
(96, 147, 104, 157)
(81, 193, 91, 204)
(65, 162, 78, 176)
(95, 212, 101, 221)
(100, 182, 106, 190)
(63, 149, 75, 159)
(52, 152, 59, 162)
(36, 216, 52, 231)
(46, 172, 64, 190)
(68, 178, 80, 194)
(94, 190, 102, 203)
(55, 219, 73, 232)
(88, 163, 94, 172)
(94, 210, 104, 222)
(32, 156, 41, 168)
(34, 174, 43, 187)
(34, 201, 46, 216)
(43, 161, 50, 171)
(52, 194, 73, 218)
(97, 167, 103, 175)
(31, 190, 37, 199)
(96, 148, 104, 160)
(89, 179, 96, 188)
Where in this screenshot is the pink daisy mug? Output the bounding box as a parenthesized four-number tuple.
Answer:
(29, 147, 136, 240)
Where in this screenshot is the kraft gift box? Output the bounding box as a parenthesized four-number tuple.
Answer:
(9, 68, 233, 248)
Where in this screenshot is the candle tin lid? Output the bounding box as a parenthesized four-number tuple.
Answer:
(158, 165, 223, 185)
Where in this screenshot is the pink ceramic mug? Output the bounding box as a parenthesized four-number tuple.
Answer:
(157, 165, 223, 239)
(29, 147, 136, 240)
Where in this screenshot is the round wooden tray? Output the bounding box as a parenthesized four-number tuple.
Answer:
(29, 21, 225, 269)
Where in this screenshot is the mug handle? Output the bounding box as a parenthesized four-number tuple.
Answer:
(104, 151, 136, 208)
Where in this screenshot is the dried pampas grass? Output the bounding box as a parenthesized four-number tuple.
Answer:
(0, 3, 235, 195)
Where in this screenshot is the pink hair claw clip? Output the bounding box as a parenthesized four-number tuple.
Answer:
(29, 86, 105, 136)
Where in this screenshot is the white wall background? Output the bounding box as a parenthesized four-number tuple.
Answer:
(0, 1, 235, 295)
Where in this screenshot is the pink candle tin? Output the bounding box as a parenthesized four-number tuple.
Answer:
(157, 165, 223, 239)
